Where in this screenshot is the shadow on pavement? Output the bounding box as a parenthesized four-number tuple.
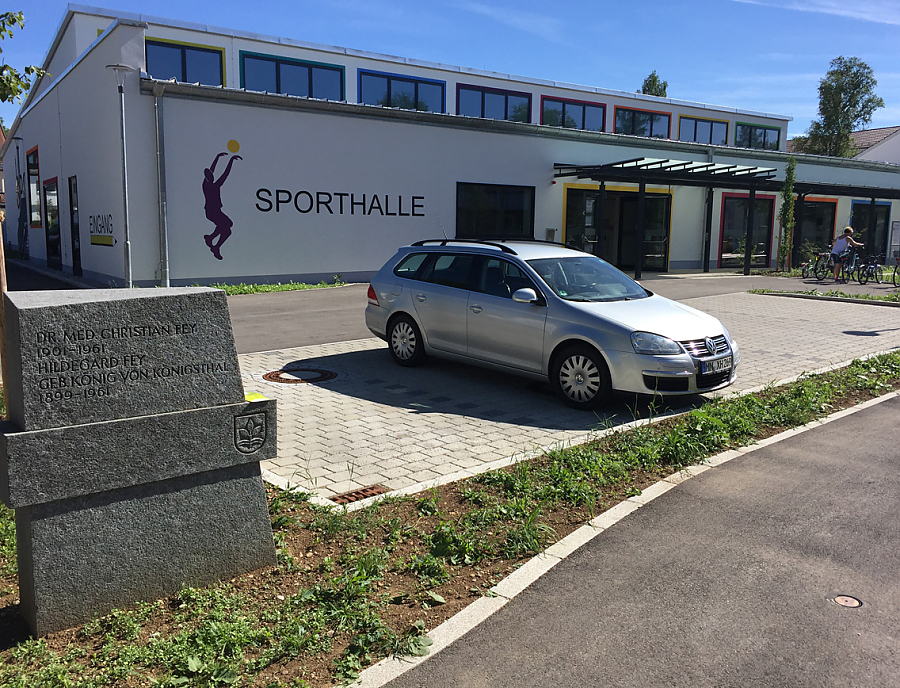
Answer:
(268, 347, 706, 431)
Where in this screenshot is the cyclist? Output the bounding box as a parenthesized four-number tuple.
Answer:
(831, 227, 864, 283)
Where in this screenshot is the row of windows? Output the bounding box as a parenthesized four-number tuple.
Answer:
(144, 40, 781, 149)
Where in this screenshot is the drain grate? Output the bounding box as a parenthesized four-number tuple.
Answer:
(331, 484, 389, 505)
(263, 366, 337, 384)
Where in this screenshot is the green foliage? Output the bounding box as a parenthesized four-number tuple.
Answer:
(209, 276, 345, 295)
(777, 157, 797, 271)
(0, 12, 46, 104)
(793, 56, 884, 157)
(0, 502, 17, 580)
(639, 70, 667, 97)
(404, 553, 449, 588)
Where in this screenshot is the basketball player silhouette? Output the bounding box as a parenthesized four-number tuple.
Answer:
(202, 152, 241, 259)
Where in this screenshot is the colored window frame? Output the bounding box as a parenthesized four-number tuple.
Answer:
(27, 147, 41, 228)
(718, 193, 776, 268)
(456, 84, 532, 123)
(850, 199, 891, 258)
(241, 51, 345, 100)
(541, 96, 605, 131)
(735, 122, 781, 150)
(145, 38, 225, 86)
(613, 106, 671, 139)
(678, 116, 728, 146)
(456, 182, 535, 239)
(358, 69, 445, 113)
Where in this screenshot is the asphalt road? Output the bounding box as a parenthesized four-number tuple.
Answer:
(385, 396, 900, 688)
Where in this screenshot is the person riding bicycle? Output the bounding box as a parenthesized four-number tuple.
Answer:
(831, 227, 864, 283)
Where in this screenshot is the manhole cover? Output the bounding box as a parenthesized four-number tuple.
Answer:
(332, 484, 389, 505)
(833, 595, 863, 608)
(263, 367, 337, 384)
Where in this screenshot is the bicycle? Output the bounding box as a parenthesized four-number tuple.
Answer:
(893, 251, 900, 288)
(839, 247, 863, 283)
(813, 252, 834, 280)
(802, 250, 827, 279)
(856, 254, 884, 285)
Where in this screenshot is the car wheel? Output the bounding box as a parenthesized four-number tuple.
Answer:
(551, 344, 611, 410)
(388, 314, 427, 367)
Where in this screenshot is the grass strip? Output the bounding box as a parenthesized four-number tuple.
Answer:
(750, 287, 900, 304)
(211, 276, 346, 295)
(1, 353, 899, 687)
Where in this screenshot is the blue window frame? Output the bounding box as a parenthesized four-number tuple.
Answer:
(358, 69, 445, 113)
(241, 52, 344, 100)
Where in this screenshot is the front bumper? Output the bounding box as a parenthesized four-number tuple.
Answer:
(604, 345, 739, 396)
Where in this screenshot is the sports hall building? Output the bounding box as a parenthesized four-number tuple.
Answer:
(5, 5, 900, 286)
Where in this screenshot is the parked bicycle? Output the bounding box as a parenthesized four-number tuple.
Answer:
(813, 251, 834, 281)
(893, 250, 900, 288)
(838, 247, 863, 283)
(802, 250, 828, 279)
(856, 254, 884, 285)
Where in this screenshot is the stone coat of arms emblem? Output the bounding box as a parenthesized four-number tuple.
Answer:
(234, 413, 267, 454)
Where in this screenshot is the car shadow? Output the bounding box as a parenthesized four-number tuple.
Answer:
(261, 346, 708, 431)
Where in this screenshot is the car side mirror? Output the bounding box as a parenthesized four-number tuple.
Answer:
(512, 288, 539, 304)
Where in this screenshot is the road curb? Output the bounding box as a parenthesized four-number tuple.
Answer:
(753, 291, 900, 308)
(351, 389, 900, 688)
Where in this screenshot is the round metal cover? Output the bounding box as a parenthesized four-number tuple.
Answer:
(833, 595, 862, 608)
(263, 367, 337, 384)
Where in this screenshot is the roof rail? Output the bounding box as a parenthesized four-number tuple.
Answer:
(476, 237, 590, 254)
(410, 239, 517, 254)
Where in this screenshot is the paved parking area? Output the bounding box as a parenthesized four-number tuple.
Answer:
(240, 292, 900, 500)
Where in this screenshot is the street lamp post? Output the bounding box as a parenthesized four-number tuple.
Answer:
(107, 63, 136, 288)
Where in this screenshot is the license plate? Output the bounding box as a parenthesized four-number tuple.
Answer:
(702, 356, 733, 374)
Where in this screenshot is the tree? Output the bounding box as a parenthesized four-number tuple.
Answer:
(793, 56, 884, 157)
(776, 156, 796, 271)
(638, 71, 667, 98)
(0, 11, 45, 103)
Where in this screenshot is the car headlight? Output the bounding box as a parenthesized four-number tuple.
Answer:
(722, 325, 734, 344)
(631, 332, 683, 355)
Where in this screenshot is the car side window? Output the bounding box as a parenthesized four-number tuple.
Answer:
(474, 257, 537, 299)
(422, 253, 477, 290)
(393, 252, 432, 281)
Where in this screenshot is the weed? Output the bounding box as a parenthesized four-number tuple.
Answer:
(404, 553, 449, 588)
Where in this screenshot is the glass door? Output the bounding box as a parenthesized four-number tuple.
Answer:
(42, 178, 61, 271)
(615, 194, 670, 272)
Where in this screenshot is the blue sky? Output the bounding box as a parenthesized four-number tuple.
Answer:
(5, 0, 900, 137)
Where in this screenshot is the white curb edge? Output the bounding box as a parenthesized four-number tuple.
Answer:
(349, 388, 900, 688)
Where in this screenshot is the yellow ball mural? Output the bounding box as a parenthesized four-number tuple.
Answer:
(227, 139, 240, 153)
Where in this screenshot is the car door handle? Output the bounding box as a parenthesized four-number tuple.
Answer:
(415, 294, 426, 302)
(469, 305, 483, 313)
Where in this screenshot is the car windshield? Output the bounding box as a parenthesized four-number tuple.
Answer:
(527, 255, 649, 302)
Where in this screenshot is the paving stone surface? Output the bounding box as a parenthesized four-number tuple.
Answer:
(240, 293, 900, 499)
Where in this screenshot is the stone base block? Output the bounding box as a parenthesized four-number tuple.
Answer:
(16, 462, 275, 636)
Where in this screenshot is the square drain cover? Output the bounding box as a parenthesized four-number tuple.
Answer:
(332, 484, 389, 505)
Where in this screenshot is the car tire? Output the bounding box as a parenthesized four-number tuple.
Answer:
(551, 344, 611, 410)
(388, 314, 427, 367)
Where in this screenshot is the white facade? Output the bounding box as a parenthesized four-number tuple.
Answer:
(5, 5, 900, 286)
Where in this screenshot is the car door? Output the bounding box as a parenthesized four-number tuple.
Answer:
(409, 252, 475, 355)
(466, 257, 547, 372)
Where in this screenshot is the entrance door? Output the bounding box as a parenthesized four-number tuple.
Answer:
(42, 178, 62, 271)
(68, 176, 82, 276)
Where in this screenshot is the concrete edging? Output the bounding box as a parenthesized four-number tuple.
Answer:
(753, 291, 900, 308)
(350, 388, 900, 688)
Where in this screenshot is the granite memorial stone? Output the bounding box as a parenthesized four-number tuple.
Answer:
(0, 288, 277, 636)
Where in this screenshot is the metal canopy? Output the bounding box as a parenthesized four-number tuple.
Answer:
(554, 157, 900, 199)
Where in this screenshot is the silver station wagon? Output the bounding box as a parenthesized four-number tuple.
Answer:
(365, 240, 739, 409)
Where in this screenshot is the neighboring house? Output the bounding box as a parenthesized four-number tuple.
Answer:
(3, 4, 900, 286)
(852, 126, 900, 164)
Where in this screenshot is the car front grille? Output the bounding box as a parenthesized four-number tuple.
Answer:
(681, 335, 729, 359)
(697, 370, 732, 389)
(643, 374, 690, 393)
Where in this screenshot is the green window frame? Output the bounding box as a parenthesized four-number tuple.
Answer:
(241, 52, 344, 100)
(735, 123, 781, 150)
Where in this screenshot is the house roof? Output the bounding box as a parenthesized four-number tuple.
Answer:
(850, 126, 900, 152)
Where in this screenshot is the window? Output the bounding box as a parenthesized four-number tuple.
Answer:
(474, 257, 536, 299)
(735, 123, 780, 150)
(146, 40, 223, 86)
(393, 252, 430, 280)
(457, 85, 531, 123)
(614, 107, 670, 138)
(678, 117, 728, 146)
(542, 97, 605, 131)
(719, 195, 775, 268)
(242, 54, 343, 100)
(359, 71, 444, 112)
(43, 178, 61, 271)
(423, 254, 477, 290)
(457, 183, 535, 239)
(793, 199, 836, 256)
(27, 148, 40, 227)
(850, 201, 891, 258)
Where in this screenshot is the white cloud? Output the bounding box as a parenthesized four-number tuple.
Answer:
(450, 1, 564, 42)
(731, 0, 900, 26)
